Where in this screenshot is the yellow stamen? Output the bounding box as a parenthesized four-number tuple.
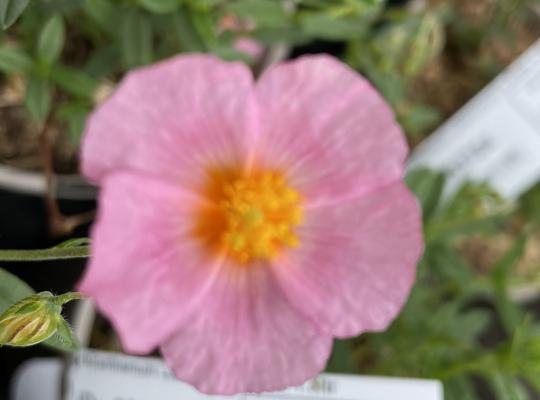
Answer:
(194, 169, 303, 264)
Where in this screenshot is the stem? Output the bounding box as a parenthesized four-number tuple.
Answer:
(53, 292, 86, 305)
(0, 246, 90, 262)
(39, 93, 96, 237)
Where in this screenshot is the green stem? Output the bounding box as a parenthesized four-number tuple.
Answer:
(53, 292, 85, 305)
(0, 246, 90, 262)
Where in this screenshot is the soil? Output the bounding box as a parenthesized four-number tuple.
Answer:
(0, 76, 78, 173)
(410, 0, 540, 126)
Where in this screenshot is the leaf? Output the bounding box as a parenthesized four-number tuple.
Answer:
(399, 104, 442, 138)
(519, 181, 540, 228)
(120, 8, 153, 68)
(325, 339, 360, 374)
(38, 14, 66, 65)
(492, 236, 527, 334)
(0, 46, 32, 73)
(43, 317, 79, 352)
(83, 44, 118, 77)
(492, 235, 527, 286)
(24, 76, 52, 122)
(227, 0, 289, 29)
(84, 0, 116, 29)
(57, 103, 90, 143)
(0, 268, 34, 314)
(445, 376, 478, 400)
(299, 12, 369, 40)
(406, 168, 446, 222)
(50, 64, 99, 99)
(171, 7, 206, 52)
(489, 373, 529, 400)
(0, 0, 30, 29)
(137, 0, 178, 14)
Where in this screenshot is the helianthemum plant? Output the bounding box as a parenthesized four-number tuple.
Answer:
(79, 54, 423, 395)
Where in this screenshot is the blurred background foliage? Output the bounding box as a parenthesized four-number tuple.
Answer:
(1, 0, 540, 399)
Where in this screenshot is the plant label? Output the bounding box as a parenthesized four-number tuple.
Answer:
(12, 350, 443, 400)
(408, 39, 540, 200)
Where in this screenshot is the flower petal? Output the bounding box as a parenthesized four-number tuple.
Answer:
(160, 263, 332, 395)
(78, 172, 221, 354)
(273, 181, 423, 337)
(255, 55, 407, 205)
(81, 54, 258, 188)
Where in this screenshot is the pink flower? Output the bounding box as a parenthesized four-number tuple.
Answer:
(234, 37, 265, 63)
(79, 54, 423, 395)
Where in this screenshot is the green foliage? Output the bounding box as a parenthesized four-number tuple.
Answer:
(0, 46, 32, 73)
(0, 0, 30, 29)
(25, 76, 52, 122)
(137, 0, 179, 14)
(37, 14, 65, 65)
(371, 169, 540, 399)
(120, 8, 153, 69)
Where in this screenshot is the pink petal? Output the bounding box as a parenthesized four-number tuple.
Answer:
(273, 181, 423, 337)
(255, 55, 408, 206)
(160, 263, 332, 395)
(78, 172, 222, 354)
(81, 54, 258, 189)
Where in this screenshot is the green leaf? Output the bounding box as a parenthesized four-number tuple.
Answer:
(492, 236, 527, 334)
(489, 373, 529, 400)
(84, 0, 116, 29)
(50, 64, 99, 99)
(399, 104, 442, 138)
(325, 338, 360, 373)
(0, 246, 90, 262)
(406, 168, 446, 222)
(0, 0, 30, 29)
(445, 376, 478, 400)
(120, 8, 153, 68)
(0, 269, 34, 314)
(54, 238, 92, 248)
(84, 45, 118, 77)
(227, 0, 289, 29)
(0, 46, 32, 73)
(57, 103, 90, 143)
(24, 76, 52, 122)
(492, 235, 527, 286)
(171, 7, 206, 52)
(137, 0, 178, 14)
(519, 181, 540, 228)
(426, 181, 510, 242)
(43, 317, 79, 352)
(299, 12, 368, 40)
(37, 14, 66, 65)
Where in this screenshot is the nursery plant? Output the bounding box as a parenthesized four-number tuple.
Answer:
(1, 0, 540, 399)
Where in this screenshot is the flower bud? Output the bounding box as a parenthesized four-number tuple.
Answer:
(0, 292, 60, 347)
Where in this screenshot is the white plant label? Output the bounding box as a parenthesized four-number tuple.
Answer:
(408, 39, 540, 199)
(12, 350, 443, 400)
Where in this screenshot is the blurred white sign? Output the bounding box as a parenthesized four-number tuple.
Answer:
(408, 39, 540, 199)
(12, 350, 443, 400)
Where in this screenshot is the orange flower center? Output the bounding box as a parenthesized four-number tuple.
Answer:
(194, 170, 303, 264)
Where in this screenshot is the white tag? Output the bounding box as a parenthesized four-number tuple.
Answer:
(408, 39, 540, 200)
(12, 350, 443, 400)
